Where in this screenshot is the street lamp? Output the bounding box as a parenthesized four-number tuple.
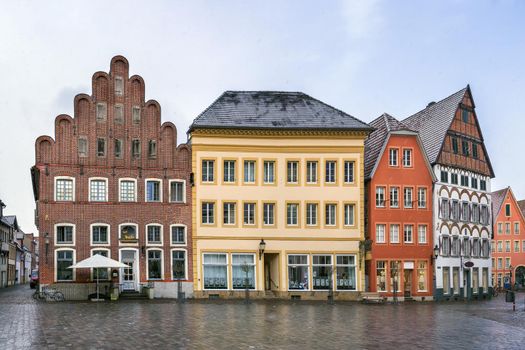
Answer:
(258, 239, 266, 260)
(431, 245, 439, 265)
(44, 233, 50, 263)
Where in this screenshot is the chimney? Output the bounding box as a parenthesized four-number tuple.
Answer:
(0, 200, 5, 218)
(427, 101, 436, 108)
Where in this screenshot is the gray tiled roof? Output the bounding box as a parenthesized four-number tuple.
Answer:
(491, 188, 509, 220)
(402, 87, 468, 164)
(364, 113, 414, 179)
(3, 215, 16, 227)
(189, 91, 373, 132)
(518, 200, 525, 218)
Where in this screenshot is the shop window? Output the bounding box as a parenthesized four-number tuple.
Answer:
(232, 254, 255, 290)
(312, 255, 332, 290)
(336, 255, 356, 291)
(288, 255, 309, 290)
(203, 253, 227, 289)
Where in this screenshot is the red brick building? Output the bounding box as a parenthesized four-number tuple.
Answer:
(365, 114, 436, 300)
(491, 187, 525, 289)
(31, 56, 192, 299)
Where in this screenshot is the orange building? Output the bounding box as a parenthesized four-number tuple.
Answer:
(491, 187, 525, 289)
(365, 114, 436, 300)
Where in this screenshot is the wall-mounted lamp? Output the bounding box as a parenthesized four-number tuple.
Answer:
(431, 244, 439, 265)
(44, 233, 50, 263)
(258, 239, 266, 260)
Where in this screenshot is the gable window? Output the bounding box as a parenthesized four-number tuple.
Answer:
(202, 202, 215, 224)
(325, 204, 336, 226)
(480, 180, 487, 191)
(223, 202, 236, 225)
(132, 139, 140, 158)
(461, 109, 469, 123)
(472, 143, 478, 159)
(515, 222, 520, 235)
(376, 224, 386, 243)
(451, 173, 458, 185)
(244, 160, 256, 183)
(115, 76, 124, 96)
(56, 250, 74, 281)
(325, 161, 336, 183)
(263, 161, 275, 184)
(452, 137, 458, 154)
(243, 203, 256, 225)
(497, 241, 503, 252)
(389, 148, 398, 166)
(169, 180, 185, 203)
(89, 178, 108, 202)
(404, 225, 413, 243)
(390, 187, 399, 208)
(119, 179, 136, 202)
(462, 140, 469, 156)
(202, 160, 215, 183)
(440, 171, 448, 183)
(263, 203, 275, 226)
(78, 137, 88, 157)
(147, 225, 162, 245)
(56, 225, 74, 245)
(114, 139, 123, 158)
(402, 149, 412, 167)
(497, 223, 503, 235)
(96, 102, 107, 122)
(147, 250, 162, 280)
(287, 203, 299, 226)
(417, 188, 427, 208)
(376, 187, 386, 207)
(114, 104, 124, 124)
(223, 160, 236, 183)
(148, 140, 157, 159)
(344, 161, 355, 183)
(146, 179, 161, 202)
(97, 138, 106, 157)
(172, 250, 186, 280)
(471, 177, 478, 189)
(132, 106, 141, 124)
(287, 161, 299, 184)
(55, 177, 74, 201)
(91, 225, 109, 245)
(344, 204, 354, 226)
(505, 204, 511, 217)
(306, 161, 318, 184)
(306, 203, 318, 226)
(403, 187, 413, 208)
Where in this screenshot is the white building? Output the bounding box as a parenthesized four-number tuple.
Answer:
(403, 86, 495, 300)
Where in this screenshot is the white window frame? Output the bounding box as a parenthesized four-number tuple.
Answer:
(203, 253, 229, 290)
(263, 161, 275, 184)
(306, 161, 318, 184)
(287, 161, 299, 184)
(89, 177, 109, 202)
(55, 248, 76, 282)
(344, 161, 354, 184)
(389, 148, 398, 166)
(402, 148, 412, 167)
(232, 253, 257, 290)
(223, 160, 236, 183)
(169, 179, 186, 203)
(390, 224, 400, 243)
(376, 224, 386, 243)
(344, 204, 355, 227)
(336, 254, 357, 291)
(325, 204, 337, 226)
(145, 178, 163, 202)
(404, 187, 413, 208)
(146, 248, 164, 280)
(202, 202, 215, 225)
(54, 176, 75, 202)
(418, 225, 427, 244)
(390, 187, 399, 208)
(325, 161, 336, 183)
(417, 187, 427, 208)
(170, 224, 187, 246)
(118, 178, 137, 202)
(287, 254, 310, 291)
(54, 223, 75, 246)
(306, 203, 318, 226)
(118, 223, 139, 243)
(376, 187, 386, 207)
(171, 248, 188, 280)
(404, 225, 414, 243)
(244, 160, 256, 183)
(90, 223, 110, 246)
(146, 223, 163, 246)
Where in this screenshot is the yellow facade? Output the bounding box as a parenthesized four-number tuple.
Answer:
(191, 129, 368, 299)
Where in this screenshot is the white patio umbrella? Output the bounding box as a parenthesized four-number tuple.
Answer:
(68, 254, 128, 301)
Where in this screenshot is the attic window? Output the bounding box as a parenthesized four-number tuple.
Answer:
(451, 137, 458, 154)
(115, 76, 124, 96)
(461, 140, 469, 156)
(472, 143, 478, 159)
(461, 109, 469, 123)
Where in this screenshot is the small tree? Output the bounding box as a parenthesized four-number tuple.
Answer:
(241, 262, 251, 303)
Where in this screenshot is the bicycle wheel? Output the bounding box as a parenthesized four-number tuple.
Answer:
(53, 291, 65, 302)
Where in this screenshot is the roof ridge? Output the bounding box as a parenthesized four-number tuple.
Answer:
(404, 85, 468, 122)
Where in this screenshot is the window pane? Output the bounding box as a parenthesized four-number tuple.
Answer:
(203, 253, 227, 289)
(147, 250, 162, 279)
(288, 255, 309, 290)
(56, 179, 74, 201)
(172, 251, 186, 279)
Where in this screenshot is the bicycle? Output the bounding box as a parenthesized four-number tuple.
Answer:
(491, 285, 499, 297)
(33, 287, 65, 302)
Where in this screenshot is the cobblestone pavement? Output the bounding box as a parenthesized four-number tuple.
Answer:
(1, 285, 525, 350)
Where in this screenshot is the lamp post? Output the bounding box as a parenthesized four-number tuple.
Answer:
(44, 233, 50, 264)
(258, 239, 266, 260)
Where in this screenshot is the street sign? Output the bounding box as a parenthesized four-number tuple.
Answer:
(464, 261, 474, 268)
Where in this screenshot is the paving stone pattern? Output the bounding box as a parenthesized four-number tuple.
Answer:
(1, 285, 525, 349)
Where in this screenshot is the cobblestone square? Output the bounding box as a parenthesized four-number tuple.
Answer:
(1, 285, 525, 349)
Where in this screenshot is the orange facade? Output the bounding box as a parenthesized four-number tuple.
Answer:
(491, 189, 525, 289)
(367, 134, 434, 298)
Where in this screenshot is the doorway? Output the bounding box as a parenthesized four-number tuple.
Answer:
(464, 269, 471, 300)
(515, 266, 525, 289)
(120, 249, 138, 291)
(264, 253, 280, 291)
(403, 270, 412, 297)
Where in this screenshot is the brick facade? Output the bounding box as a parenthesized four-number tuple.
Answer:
(32, 56, 192, 297)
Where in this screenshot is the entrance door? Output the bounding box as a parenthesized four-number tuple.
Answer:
(264, 253, 280, 291)
(121, 250, 137, 291)
(516, 266, 525, 289)
(464, 269, 471, 299)
(403, 270, 412, 297)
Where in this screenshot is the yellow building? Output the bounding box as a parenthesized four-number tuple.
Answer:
(189, 91, 372, 299)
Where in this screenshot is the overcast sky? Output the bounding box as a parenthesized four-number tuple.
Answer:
(0, 0, 524, 234)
